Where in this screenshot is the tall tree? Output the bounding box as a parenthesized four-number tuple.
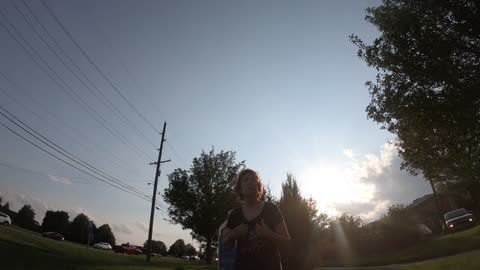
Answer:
(168, 239, 186, 257)
(278, 174, 321, 270)
(94, 224, 116, 246)
(0, 197, 10, 211)
(351, 0, 480, 206)
(14, 204, 36, 230)
(143, 240, 167, 255)
(69, 213, 91, 244)
(328, 213, 364, 260)
(378, 204, 422, 250)
(163, 149, 244, 264)
(185, 243, 197, 256)
(41, 210, 70, 235)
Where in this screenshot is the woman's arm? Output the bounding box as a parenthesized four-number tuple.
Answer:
(223, 224, 248, 248)
(256, 219, 290, 249)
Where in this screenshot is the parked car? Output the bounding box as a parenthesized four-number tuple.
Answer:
(444, 208, 476, 232)
(113, 244, 142, 255)
(93, 242, 112, 250)
(189, 255, 200, 261)
(181, 255, 190, 260)
(42, 232, 65, 241)
(150, 252, 162, 257)
(0, 212, 11, 225)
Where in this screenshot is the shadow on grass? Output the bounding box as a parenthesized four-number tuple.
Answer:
(0, 237, 72, 269)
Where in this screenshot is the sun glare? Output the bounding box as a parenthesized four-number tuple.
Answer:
(299, 162, 374, 216)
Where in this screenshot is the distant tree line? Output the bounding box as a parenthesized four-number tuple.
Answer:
(0, 197, 115, 246)
(0, 197, 198, 258)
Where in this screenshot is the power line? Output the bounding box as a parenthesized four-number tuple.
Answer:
(0, 104, 169, 214)
(0, 9, 154, 162)
(165, 141, 191, 169)
(0, 78, 148, 180)
(40, 0, 162, 135)
(0, 160, 104, 185)
(0, 105, 151, 200)
(0, 114, 168, 215)
(17, 0, 158, 149)
(0, 120, 150, 202)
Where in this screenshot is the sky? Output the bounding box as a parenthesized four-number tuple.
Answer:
(0, 0, 432, 247)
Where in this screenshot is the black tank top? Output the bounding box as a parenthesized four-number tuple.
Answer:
(226, 202, 284, 270)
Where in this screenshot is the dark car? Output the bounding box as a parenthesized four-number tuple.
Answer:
(444, 208, 476, 232)
(42, 232, 65, 241)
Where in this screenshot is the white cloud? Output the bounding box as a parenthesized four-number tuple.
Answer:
(301, 142, 431, 221)
(47, 175, 73, 185)
(111, 223, 133, 235)
(135, 220, 149, 232)
(0, 191, 49, 222)
(339, 142, 430, 220)
(342, 148, 354, 158)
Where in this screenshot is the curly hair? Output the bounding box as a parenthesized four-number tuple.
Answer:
(234, 169, 264, 200)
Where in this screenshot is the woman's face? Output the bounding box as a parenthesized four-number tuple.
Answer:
(240, 173, 259, 199)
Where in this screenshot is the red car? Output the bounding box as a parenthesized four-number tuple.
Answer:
(113, 244, 142, 255)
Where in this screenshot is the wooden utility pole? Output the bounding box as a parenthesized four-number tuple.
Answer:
(146, 122, 170, 262)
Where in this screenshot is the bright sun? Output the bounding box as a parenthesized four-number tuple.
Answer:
(299, 162, 374, 216)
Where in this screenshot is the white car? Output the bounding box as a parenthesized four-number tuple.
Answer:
(93, 242, 112, 250)
(0, 212, 11, 225)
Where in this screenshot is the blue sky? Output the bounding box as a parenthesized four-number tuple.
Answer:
(0, 0, 431, 247)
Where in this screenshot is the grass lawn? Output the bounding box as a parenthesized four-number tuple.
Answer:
(0, 225, 217, 270)
(317, 225, 480, 268)
(370, 250, 480, 270)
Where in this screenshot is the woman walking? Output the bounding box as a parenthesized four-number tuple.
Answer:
(222, 169, 290, 270)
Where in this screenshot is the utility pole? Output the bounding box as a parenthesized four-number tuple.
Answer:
(146, 122, 170, 262)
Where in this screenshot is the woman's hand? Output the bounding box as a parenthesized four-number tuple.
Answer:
(232, 224, 248, 240)
(255, 219, 273, 240)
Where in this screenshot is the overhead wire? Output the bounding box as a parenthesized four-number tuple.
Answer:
(0, 8, 154, 162)
(0, 160, 105, 185)
(0, 1, 170, 215)
(0, 112, 167, 213)
(40, 0, 162, 135)
(38, 0, 192, 179)
(0, 120, 150, 202)
(17, 0, 158, 149)
(87, 21, 192, 172)
(0, 104, 151, 200)
(0, 78, 148, 180)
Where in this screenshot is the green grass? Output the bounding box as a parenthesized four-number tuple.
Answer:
(369, 250, 480, 270)
(317, 225, 480, 268)
(0, 225, 217, 270)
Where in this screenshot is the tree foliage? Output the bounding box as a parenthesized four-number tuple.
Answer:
(185, 243, 197, 256)
(377, 204, 423, 250)
(279, 174, 322, 270)
(41, 210, 70, 235)
(168, 239, 186, 257)
(163, 149, 244, 264)
(14, 204, 36, 229)
(94, 224, 116, 246)
(68, 213, 91, 244)
(0, 197, 10, 212)
(351, 0, 480, 204)
(143, 240, 167, 255)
